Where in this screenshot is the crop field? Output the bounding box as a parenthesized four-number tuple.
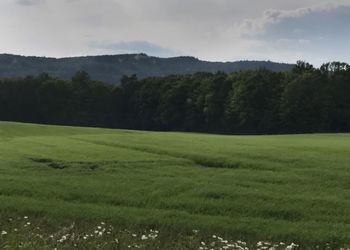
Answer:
(0, 121, 350, 249)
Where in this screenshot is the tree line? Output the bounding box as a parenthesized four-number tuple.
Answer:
(0, 61, 349, 134)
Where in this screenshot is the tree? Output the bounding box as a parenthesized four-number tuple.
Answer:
(225, 69, 284, 133)
(280, 72, 331, 132)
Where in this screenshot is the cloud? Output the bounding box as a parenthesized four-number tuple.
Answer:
(239, 2, 350, 64)
(241, 3, 350, 36)
(89, 41, 178, 57)
(16, 0, 45, 6)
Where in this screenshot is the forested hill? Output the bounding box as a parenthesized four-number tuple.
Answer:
(0, 53, 293, 84)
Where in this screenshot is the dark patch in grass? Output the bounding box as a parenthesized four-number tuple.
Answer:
(29, 157, 53, 164)
(29, 157, 66, 169)
(255, 178, 285, 185)
(192, 158, 240, 169)
(79, 163, 99, 170)
(243, 164, 278, 172)
(29, 157, 99, 170)
(47, 162, 67, 170)
(260, 209, 303, 221)
(201, 191, 227, 200)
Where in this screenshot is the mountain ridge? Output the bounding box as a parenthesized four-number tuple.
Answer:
(0, 53, 294, 84)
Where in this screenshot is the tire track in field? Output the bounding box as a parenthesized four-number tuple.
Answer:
(72, 138, 241, 169)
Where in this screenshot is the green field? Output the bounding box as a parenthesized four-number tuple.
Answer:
(0, 121, 350, 249)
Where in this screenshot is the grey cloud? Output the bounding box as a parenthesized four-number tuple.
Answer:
(241, 3, 350, 36)
(16, 0, 45, 6)
(240, 3, 350, 64)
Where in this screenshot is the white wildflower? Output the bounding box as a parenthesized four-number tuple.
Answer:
(286, 242, 299, 250)
(1, 231, 7, 235)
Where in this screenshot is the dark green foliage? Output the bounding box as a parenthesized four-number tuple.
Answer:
(321, 62, 350, 131)
(280, 72, 331, 132)
(0, 61, 350, 133)
(225, 69, 284, 133)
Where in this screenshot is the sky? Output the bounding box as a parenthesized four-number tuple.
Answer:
(1, 0, 350, 65)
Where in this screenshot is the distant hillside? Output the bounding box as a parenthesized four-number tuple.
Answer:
(0, 53, 293, 84)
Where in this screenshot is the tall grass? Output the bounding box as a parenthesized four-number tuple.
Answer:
(0, 121, 350, 248)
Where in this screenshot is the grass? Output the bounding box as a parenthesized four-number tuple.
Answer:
(0, 121, 350, 249)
